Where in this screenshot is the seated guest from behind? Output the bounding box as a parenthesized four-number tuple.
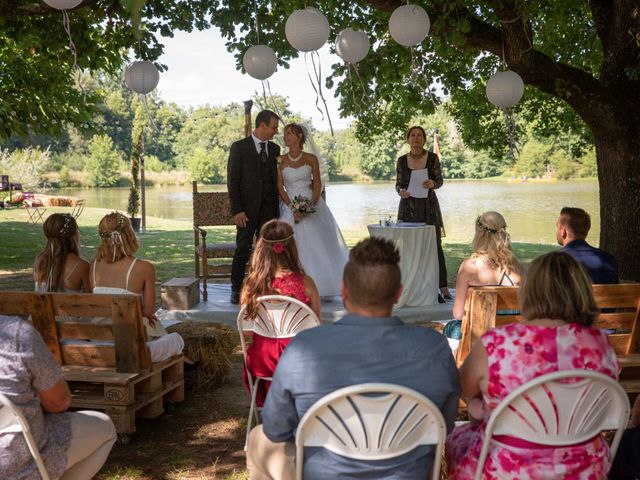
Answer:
(452, 211, 523, 321)
(556, 206, 618, 283)
(246, 237, 460, 480)
(34, 213, 90, 293)
(0, 314, 116, 479)
(446, 252, 619, 479)
(91, 211, 183, 362)
(240, 219, 321, 407)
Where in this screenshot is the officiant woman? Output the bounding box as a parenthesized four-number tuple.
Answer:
(395, 125, 449, 299)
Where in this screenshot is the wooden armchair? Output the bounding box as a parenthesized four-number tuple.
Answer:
(193, 181, 236, 301)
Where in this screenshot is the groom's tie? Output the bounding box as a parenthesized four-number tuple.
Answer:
(259, 142, 267, 164)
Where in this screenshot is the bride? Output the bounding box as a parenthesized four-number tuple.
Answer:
(277, 123, 349, 297)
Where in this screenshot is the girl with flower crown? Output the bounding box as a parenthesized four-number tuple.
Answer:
(240, 219, 321, 406)
(34, 213, 90, 293)
(452, 211, 523, 321)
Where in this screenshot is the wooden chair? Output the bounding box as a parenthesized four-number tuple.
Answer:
(192, 181, 236, 301)
(295, 383, 447, 480)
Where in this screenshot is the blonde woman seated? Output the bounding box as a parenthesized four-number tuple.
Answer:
(90, 212, 183, 363)
(445, 252, 619, 479)
(34, 213, 90, 293)
(241, 219, 321, 407)
(452, 211, 523, 321)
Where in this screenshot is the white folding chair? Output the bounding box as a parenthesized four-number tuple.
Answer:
(0, 393, 51, 480)
(474, 369, 630, 480)
(237, 294, 320, 449)
(295, 383, 447, 480)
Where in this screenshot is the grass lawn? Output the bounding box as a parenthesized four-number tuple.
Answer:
(0, 206, 556, 479)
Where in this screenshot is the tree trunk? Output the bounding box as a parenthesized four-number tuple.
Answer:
(595, 135, 640, 282)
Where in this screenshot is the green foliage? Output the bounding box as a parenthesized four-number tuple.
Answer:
(144, 155, 166, 173)
(0, 147, 50, 191)
(358, 132, 399, 180)
(57, 166, 76, 188)
(86, 135, 121, 187)
(186, 147, 226, 184)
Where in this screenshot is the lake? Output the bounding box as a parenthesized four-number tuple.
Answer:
(49, 179, 600, 245)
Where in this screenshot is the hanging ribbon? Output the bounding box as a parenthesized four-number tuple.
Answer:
(304, 51, 334, 136)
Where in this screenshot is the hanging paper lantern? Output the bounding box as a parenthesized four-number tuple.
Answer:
(43, 0, 83, 9)
(285, 8, 330, 52)
(486, 70, 524, 109)
(389, 4, 430, 47)
(124, 61, 160, 95)
(335, 28, 370, 64)
(242, 45, 277, 80)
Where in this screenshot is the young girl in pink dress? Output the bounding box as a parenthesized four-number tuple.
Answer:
(447, 251, 619, 479)
(241, 220, 321, 406)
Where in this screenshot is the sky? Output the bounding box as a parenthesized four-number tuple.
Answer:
(156, 27, 352, 131)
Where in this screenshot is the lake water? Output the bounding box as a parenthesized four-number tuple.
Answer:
(50, 179, 600, 245)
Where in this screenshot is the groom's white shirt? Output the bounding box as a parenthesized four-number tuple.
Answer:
(251, 134, 270, 156)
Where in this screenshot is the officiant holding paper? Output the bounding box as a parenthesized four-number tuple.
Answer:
(395, 126, 450, 299)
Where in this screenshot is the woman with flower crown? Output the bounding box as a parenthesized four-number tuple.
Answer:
(240, 219, 321, 406)
(277, 123, 349, 297)
(34, 213, 90, 293)
(90, 212, 184, 362)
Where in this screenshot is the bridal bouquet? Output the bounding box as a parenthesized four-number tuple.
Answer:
(291, 195, 315, 223)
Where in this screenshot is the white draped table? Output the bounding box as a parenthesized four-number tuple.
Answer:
(367, 224, 439, 307)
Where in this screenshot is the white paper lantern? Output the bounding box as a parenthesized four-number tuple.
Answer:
(43, 0, 83, 10)
(486, 70, 525, 109)
(389, 4, 430, 47)
(124, 61, 159, 95)
(335, 28, 370, 64)
(285, 8, 330, 52)
(242, 45, 277, 80)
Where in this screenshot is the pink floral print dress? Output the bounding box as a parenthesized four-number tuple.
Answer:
(446, 322, 619, 480)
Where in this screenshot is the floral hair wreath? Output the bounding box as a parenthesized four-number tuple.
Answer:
(56, 214, 75, 238)
(262, 234, 293, 254)
(476, 216, 505, 234)
(98, 211, 125, 240)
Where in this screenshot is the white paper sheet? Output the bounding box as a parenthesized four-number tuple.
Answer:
(407, 168, 429, 198)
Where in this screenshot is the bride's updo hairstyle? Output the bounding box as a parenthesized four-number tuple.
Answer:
(241, 220, 304, 318)
(284, 123, 306, 149)
(472, 211, 519, 274)
(96, 212, 139, 263)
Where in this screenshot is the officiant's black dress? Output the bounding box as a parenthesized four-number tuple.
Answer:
(395, 151, 448, 289)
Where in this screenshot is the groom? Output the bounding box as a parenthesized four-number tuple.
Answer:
(227, 109, 281, 304)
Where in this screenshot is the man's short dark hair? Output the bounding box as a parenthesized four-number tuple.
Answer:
(255, 110, 279, 129)
(343, 237, 401, 310)
(560, 207, 591, 239)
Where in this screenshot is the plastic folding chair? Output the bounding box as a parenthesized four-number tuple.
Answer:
(295, 383, 447, 480)
(474, 369, 630, 480)
(237, 295, 320, 449)
(0, 393, 51, 480)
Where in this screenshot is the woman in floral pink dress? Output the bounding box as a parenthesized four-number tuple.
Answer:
(240, 220, 321, 406)
(446, 251, 619, 479)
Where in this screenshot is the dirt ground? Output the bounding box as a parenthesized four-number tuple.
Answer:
(97, 351, 250, 480)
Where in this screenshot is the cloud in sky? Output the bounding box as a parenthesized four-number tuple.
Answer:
(157, 27, 353, 131)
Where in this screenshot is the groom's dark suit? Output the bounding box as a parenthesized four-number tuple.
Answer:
(227, 135, 280, 293)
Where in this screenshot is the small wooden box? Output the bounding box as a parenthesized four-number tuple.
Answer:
(161, 277, 200, 310)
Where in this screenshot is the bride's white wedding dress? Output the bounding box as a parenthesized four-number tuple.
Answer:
(280, 164, 349, 297)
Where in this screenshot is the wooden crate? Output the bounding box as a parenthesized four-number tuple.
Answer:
(161, 277, 200, 310)
(64, 355, 185, 434)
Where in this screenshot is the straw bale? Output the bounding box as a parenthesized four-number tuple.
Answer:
(167, 322, 237, 390)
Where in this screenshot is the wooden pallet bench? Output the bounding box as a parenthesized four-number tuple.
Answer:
(0, 291, 185, 436)
(455, 284, 640, 394)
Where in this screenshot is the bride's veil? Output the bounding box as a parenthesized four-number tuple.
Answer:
(299, 124, 328, 191)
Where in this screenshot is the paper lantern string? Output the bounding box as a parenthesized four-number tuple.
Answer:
(61, 9, 86, 101)
(141, 94, 160, 134)
(502, 108, 519, 159)
(407, 48, 437, 109)
(304, 51, 334, 136)
(346, 64, 370, 115)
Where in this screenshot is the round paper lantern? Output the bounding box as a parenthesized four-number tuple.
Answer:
(389, 4, 430, 47)
(486, 70, 524, 109)
(285, 8, 330, 52)
(43, 0, 83, 9)
(124, 61, 159, 95)
(335, 28, 370, 64)
(242, 45, 277, 80)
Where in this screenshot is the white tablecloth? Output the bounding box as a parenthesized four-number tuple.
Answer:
(367, 224, 439, 307)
